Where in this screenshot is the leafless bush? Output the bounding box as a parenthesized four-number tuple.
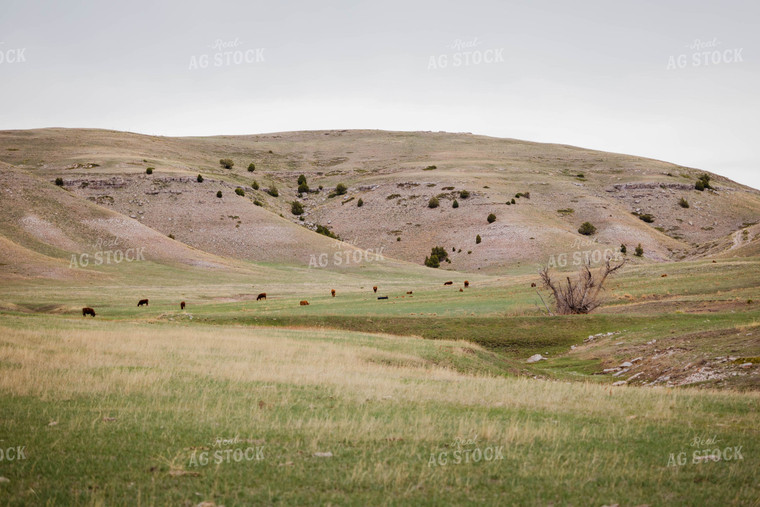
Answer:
(539, 259, 625, 314)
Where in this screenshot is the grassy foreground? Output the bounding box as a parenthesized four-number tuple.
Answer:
(0, 316, 757, 506)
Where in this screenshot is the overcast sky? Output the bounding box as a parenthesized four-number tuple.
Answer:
(1, 0, 758, 189)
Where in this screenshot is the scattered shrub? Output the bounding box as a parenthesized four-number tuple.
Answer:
(298, 182, 309, 194)
(219, 158, 234, 169)
(487, 213, 496, 223)
(197, 174, 204, 183)
(578, 222, 597, 235)
(638, 213, 655, 223)
(253, 200, 263, 207)
(396, 237, 401, 241)
(424, 255, 440, 268)
(557, 208, 574, 215)
(678, 197, 690, 208)
(267, 185, 279, 197)
(297, 174, 307, 185)
(335, 183, 347, 195)
(387, 193, 401, 200)
(291, 201, 304, 215)
(510, 198, 516, 204)
(146, 167, 153, 174)
(216, 191, 223, 198)
(576, 173, 585, 179)
(428, 197, 440, 208)
(635, 243, 644, 257)
(476, 234, 482, 244)
(55, 177, 64, 186)
(620, 244, 627, 255)
(696, 173, 712, 191)
(423, 165, 437, 171)
(168, 233, 175, 239)
(315, 224, 339, 239)
(357, 198, 364, 207)
(452, 199, 459, 208)
(252, 180, 259, 190)
(235, 187, 245, 196)
(459, 190, 470, 199)
(248, 163, 255, 172)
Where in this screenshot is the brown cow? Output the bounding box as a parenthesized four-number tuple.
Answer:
(459, 288, 463, 292)
(464, 280, 469, 288)
(137, 299, 149, 307)
(256, 293, 267, 301)
(180, 301, 186, 310)
(373, 286, 378, 293)
(331, 289, 336, 297)
(531, 282, 536, 288)
(443, 281, 453, 286)
(82, 307, 96, 317)
(300, 300, 309, 306)
(406, 291, 413, 295)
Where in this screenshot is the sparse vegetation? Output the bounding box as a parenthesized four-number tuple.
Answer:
(219, 158, 234, 169)
(216, 190, 223, 198)
(146, 167, 153, 174)
(423, 165, 437, 171)
(635, 243, 644, 257)
(636, 213, 655, 223)
(459, 190, 470, 199)
(557, 208, 574, 215)
(197, 174, 203, 183)
(357, 198, 363, 207)
(678, 197, 690, 208)
(297, 174, 307, 185)
(452, 199, 459, 208)
(168, 233, 175, 239)
(55, 177, 64, 186)
(428, 197, 440, 209)
(248, 163, 256, 172)
(336, 183, 347, 195)
(267, 185, 279, 197)
(252, 180, 259, 190)
(387, 194, 401, 200)
(253, 200, 262, 207)
(487, 213, 496, 223)
(510, 198, 516, 204)
(476, 234, 482, 244)
(578, 222, 597, 235)
(298, 182, 309, 194)
(291, 201, 304, 215)
(235, 187, 245, 196)
(620, 244, 627, 255)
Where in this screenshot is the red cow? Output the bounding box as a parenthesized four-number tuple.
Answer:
(373, 286, 378, 293)
(331, 289, 336, 297)
(257, 293, 267, 301)
(180, 301, 186, 310)
(300, 300, 309, 306)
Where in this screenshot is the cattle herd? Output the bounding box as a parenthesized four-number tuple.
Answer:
(81, 280, 473, 317)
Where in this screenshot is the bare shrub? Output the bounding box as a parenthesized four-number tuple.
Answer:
(539, 259, 625, 314)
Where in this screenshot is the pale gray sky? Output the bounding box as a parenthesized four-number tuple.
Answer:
(1, 0, 758, 189)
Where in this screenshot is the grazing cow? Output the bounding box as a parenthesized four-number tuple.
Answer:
(459, 288, 463, 292)
(82, 307, 96, 317)
(137, 299, 149, 307)
(530, 283, 536, 288)
(331, 289, 336, 297)
(661, 274, 668, 278)
(300, 300, 309, 306)
(373, 286, 378, 293)
(406, 291, 413, 295)
(377, 296, 388, 300)
(443, 281, 453, 286)
(464, 280, 469, 288)
(256, 292, 267, 301)
(180, 301, 186, 310)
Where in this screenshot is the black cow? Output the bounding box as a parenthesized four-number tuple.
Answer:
(180, 301, 186, 310)
(377, 296, 388, 300)
(257, 292, 267, 301)
(137, 299, 149, 307)
(82, 307, 96, 317)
